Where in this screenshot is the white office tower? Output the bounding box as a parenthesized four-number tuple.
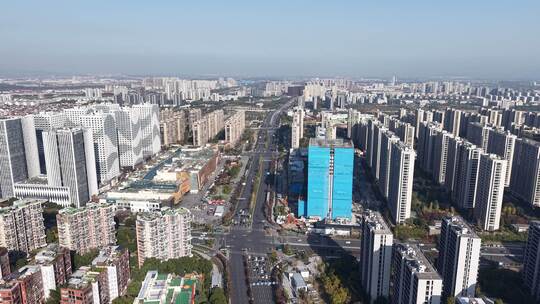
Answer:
(291, 108, 304, 149)
(438, 216, 481, 299)
(0, 118, 29, 197)
(360, 210, 393, 303)
(466, 122, 491, 150)
(388, 142, 415, 224)
(114, 108, 143, 168)
(474, 153, 506, 231)
(21, 115, 40, 178)
(391, 243, 442, 304)
(433, 130, 452, 185)
(80, 112, 120, 185)
(509, 138, 540, 207)
(33, 112, 67, 174)
(42, 128, 97, 207)
(486, 129, 516, 187)
(379, 131, 400, 198)
(136, 207, 192, 267)
(133, 104, 161, 158)
(523, 221, 540, 301)
(453, 142, 482, 210)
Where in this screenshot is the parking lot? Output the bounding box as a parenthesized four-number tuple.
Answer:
(243, 253, 275, 304)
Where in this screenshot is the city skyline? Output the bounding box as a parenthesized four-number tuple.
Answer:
(1, 0, 540, 79)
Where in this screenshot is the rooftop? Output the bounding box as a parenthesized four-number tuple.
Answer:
(395, 243, 441, 281)
(363, 210, 392, 234)
(137, 207, 191, 222)
(444, 216, 479, 238)
(309, 138, 352, 148)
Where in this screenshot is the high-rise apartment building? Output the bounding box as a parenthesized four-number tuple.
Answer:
(136, 207, 192, 267)
(466, 122, 491, 150)
(417, 122, 442, 174)
(92, 246, 131, 301)
(360, 210, 393, 303)
(57, 203, 116, 254)
(43, 128, 98, 207)
(61, 266, 109, 304)
(0, 247, 10, 279)
(453, 142, 482, 210)
(160, 109, 186, 147)
(291, 108, 304, 149)
(32, 244, 72, 300)
(306, 138, 353, 220)
(509, 138, 540, 207)
(486, 129, 516, 187)
(438, 216, 481, 299)
(523, 221, 540, 301)
(114, 107, 143, 168)
(133, 104, 161, 158)
(390, 243, 442, 304)
(225, 110, 246, 146)
(379, 131, 400, 198)
(443, 108, 462, 137)
(192, 110, 224, 146)
(0, 199, 46, 253)
(433, 130, 452, 185)
(80, 112, 120, 184)
(388, 142, 415, 224)
(474, 153, 506, 231)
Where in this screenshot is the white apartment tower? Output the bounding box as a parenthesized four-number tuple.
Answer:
(433, 130, 452, 185)
(114, 108, 143, 168)
(360, 210, 393, 303)
(136, 207, 192, 267)
(379, 131, 400, 199)
(453, 142, 482, 210)
(523, 221, 540, 301)
(291, 108, 304, 149)
(474, 153, 507, 231)
(486, 129, 516, 187)
(80, 112, 120, 184)
(133, 104, 161, 158)
(390, 243, 442, 304)
(438, 216, 481, 299)
(388, 142, 415, 224)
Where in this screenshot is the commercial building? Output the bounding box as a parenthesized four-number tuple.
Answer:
(13, 176, 72, 206)
(438, 216, 481, 299)
(509, 138, 540, 207)
(33, 111, 67, 175)
(42, 128, 98, 207)
(136, 207, 192, 267)
(360, 210, 393, 303)
(0, 199, 46, 253)
(224, 110, 246, 145)
(306, 138, 353, 220)
(0, 117, 31, 198)
(91, 246, 131, 301)
(80, 112, 120, 184)
(57, 203, 116, 254)
(390, 243, 442, 304)
(523, 221, 540, 301)
(474, 153, 506, 231)
(388, 142, 415, 224)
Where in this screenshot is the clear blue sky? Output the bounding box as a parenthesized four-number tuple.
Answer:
(1, 0, 539, 79)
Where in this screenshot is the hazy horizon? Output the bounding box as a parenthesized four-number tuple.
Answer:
(2, 0, 540, 80)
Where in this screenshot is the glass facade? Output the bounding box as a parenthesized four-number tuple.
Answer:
(306, 140, 353, 220)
